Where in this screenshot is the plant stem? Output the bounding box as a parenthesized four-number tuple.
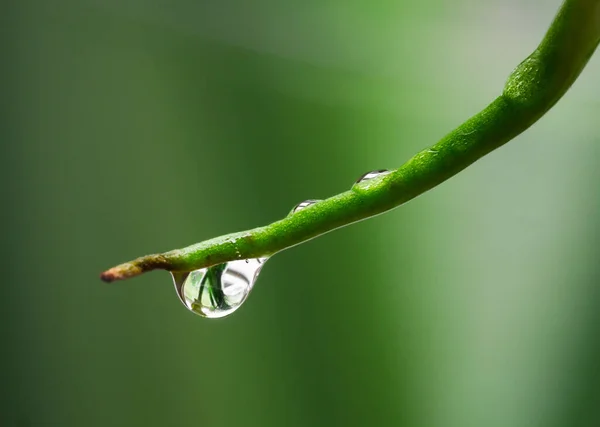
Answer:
(101, 0, 600, 283)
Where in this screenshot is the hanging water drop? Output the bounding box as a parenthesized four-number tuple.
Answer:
(355, 169, 391, 183)
(171, 257, 269, 318)
(290, 199, 321, 214)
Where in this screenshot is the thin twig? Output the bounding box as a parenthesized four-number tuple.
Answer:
(101, 0, 600, 283)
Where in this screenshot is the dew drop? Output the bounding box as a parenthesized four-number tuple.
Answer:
(355, 169, 391, 183)
(171, 257, 269, 318)
(290, 199, 321, 214)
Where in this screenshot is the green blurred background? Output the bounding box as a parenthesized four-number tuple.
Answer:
(3, 0, 600, 426)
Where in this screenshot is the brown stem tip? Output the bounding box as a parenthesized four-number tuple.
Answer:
(99, 270, 118, 283)
(99, 263, 144, 283)
(100, 254, 171, 282)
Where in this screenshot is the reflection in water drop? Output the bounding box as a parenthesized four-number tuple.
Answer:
(291, 199, 321, 214)
(355, 169, 391, 183)
(172, 257, 269, 318)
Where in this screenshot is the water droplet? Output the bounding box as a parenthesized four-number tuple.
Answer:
(171, 257, 269, 318)
(290, 199, 321, 214)
(355, 169, 391, 183)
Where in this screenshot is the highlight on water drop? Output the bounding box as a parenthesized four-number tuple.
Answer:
(171, 257, 270, 318)
(355, 169, 391, 183)
(290, 199, 321, 214)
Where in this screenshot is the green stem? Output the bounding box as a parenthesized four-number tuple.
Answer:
(101, 0, 600, 283)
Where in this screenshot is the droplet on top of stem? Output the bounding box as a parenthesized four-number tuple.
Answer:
(290, 199, 321, 214)
(355, 169, 391, 183)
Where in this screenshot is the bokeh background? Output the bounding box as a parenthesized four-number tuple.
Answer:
(3, 0, 600, 426)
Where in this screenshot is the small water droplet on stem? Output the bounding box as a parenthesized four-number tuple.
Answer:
(355, 169, 391, 183)
(290, 199, 321, 214)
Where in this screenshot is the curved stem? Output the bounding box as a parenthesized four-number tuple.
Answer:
(101, 0, 600, 283)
